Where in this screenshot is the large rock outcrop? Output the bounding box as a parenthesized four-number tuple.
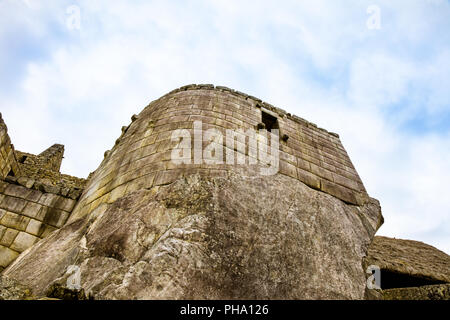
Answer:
(4, 172, 382, 299)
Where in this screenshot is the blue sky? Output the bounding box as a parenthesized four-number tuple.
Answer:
(1, 0, 449, 253)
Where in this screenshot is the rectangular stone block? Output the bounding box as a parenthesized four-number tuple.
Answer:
(108, 184, 127, 204)
(17, 177, 35, 189)
(42, 208, 70, 228)
(279, 150, 297, 165)
(157, 139, 177, 153)
(125, 173, 156, 194)
(54, 198, 77, 212)
(320, 180, 357, 205)
(335, 166, 360, 182)
(321, 160, 336, 173)
(332, 173, 359, 191)
(4, 183, 30, 199)
(0, 195, 28, 213)
(310, 163, 334, 182)
(0, 228, 19, 247)
(0, 211, 30, 231)
(21, 202, 45, 220)
(301, 153, 321, 166)
(25, 219, 43, 237)
(10, 231, 39, 252)
(297, 158, 311, 171)
(38, 193, 59, 207)
(26, 189, 43, 203)
(297, 168, 321, 191)
(279, 160, 298, 179)
(0, 245, 19, 268)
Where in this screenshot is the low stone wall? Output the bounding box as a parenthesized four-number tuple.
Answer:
(0, 180, 77, 271)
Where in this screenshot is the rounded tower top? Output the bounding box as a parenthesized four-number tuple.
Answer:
(69, 84, 369, 222)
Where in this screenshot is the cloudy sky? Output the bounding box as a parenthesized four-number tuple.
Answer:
(1, 0, 449, 253)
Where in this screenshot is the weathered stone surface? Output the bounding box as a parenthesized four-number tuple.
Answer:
(10, 232, 39, 252)
(364, 236, 450, 300)
(0, 246, 19, 268)
(4, 172, 382, 299)
(0, 228, 19, 247)
(382, 284, 450, 300)
(0, 275, 34, 300)
(364, 236, 450, 283)
(0, 135, 86, 269)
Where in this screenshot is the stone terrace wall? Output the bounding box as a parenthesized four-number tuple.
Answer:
(0, 114, 86, 272)
(15, 150, 86, 193)
(0, 181, 77, 272)
(69, 84, 369, 223)
(0, 113, 20, 180)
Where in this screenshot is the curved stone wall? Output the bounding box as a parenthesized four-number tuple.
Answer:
(69, 84, 369, 223)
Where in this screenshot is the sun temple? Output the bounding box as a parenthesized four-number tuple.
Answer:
(0, 85, 448, 300)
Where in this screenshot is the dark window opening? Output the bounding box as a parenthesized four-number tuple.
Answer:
(261, 111, 279, 132)
(380, 269, 447, 290)
(7, 169, 15, 177)
(19, 155, 27, 163)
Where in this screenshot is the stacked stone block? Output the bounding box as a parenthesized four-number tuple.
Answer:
(15, 149, 85, 191)
(1, 84, 371, 271)
(0, 181, 78, 271)
(69, 84, 369, 223)
(0, 113, 20, 179)
(0, 113, 86, 271)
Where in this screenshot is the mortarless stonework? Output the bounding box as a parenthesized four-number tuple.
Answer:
(0, 113, 85, 272)
(1, 84, 386, 299)
(68, 84, 370, 225)
(364, 236, 450, 300)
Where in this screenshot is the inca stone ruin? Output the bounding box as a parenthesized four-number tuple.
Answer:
(0, 84, 449, 300)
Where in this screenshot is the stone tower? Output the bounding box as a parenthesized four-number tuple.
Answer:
(69, 84, 372, 222)
(1, 85, 385, 299)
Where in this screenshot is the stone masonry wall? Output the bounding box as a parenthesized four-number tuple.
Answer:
(17, 144, 65, 173)
(0, 113, 20, 180)
(69, 84, 369, 223)
(0, 180, 77, 272)
(0, 113, 85, 272)
(15, 149, 86, 192)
